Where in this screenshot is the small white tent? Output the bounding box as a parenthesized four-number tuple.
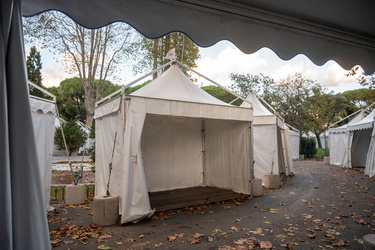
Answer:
(29, 95, 56, 210)
(240, 92, 293, 183)
(328, 110, 366, 165)
(95, 64, 253, 224)
(342, 109, 375, 174)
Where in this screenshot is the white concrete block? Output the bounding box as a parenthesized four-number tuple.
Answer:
(251, 178, 263, 197)
(264, 174, 280, 189)
(65, 184, 86, 205)
(93, 195, 119, 226)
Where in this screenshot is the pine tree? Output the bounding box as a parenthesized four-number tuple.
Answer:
(27, 46, 45, 98)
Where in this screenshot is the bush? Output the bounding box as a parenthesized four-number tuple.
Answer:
(300, 137, 317, 158)
(55, 120, 88, 156)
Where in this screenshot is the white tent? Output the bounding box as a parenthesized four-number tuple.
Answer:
(94, 64, 253, 224)
(288, 128, 300, 160)
(240, 92, 293, 183)
(30, 96, 56, 209)
(342, 109, 375, 172)
(328, 110, 366, 165)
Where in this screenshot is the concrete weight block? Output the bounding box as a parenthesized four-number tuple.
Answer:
(65, 184, 86, 205)
(93, 195, 119, 226)
(251, 178, 263, 197)
(264, 174, 280, 189)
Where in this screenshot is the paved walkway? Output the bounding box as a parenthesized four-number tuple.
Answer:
(48, 160, 374, 249)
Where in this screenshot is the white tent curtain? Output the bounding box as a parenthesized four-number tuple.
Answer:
(365, 125, 375, 177)
(30, 97, 56, 210)
(0, 0, 50, 248)
(288, 129, 300, 160)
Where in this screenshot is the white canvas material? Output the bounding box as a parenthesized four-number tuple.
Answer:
(240, 92, 293, 184)
(288, 129, 300, 160)
(341, 109, 375, 170)
(365, 126, 375, 177)
(329, 111, 366, 165)
(30, 96, 56, 210)
(95, 65, 253, 224)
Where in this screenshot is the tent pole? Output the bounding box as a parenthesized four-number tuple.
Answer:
(96, 60, 174, 107)
(28, 80, 56, 102)
(328, 109, 363, 128)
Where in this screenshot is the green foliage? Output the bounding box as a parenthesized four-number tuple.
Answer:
(201, 85, 238, 105)
(300, 137, 317, 158)
(125, 80, 151, 94)
(54, 120, 88, 156)
(346, 66, 375, 89)
(48, 77, 121, 122)
(229, 73, 274, 97)
(342, 88, 375, 113)
(314, 148, 328, 158)
(27, 46, 47, 98)
(134, 32, 200, 78)
(305, 87, 347, 147)
(24, 11, 137, 127)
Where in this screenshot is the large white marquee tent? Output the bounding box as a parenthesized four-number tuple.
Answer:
(94, 64, 253, 224)
(240, 92, 293, 184)
(2, 0, 373, 248)
(29, 95, 56, 210)
(328, 110, 366, 166)
(341, 109, 375, 177)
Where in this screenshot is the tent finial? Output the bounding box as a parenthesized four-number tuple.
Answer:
(165, 48, 176, 61)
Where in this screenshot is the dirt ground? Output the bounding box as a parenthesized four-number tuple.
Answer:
(52, 170, 95, 185)
(48, 160, 375, 249)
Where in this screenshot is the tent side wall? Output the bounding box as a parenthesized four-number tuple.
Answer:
(141, 115, 203, 192)
(30, 97, 56, 210)
(329, 132, 347, 165)
(365, 126, 375, 177)
(94, 97, 125, 201)
(253, 124, 278, 183)
(351, 129, 372, 167)
(289, 130, 300, 160)
(204, 119, 251, 194)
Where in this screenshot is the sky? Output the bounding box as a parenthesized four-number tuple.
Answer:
(28, 40, 364, 94)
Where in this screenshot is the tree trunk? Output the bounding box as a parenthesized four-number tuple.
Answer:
(315, 133, 322, 148)
(152, 39, 158, 79)
(83, 79, 95, 128)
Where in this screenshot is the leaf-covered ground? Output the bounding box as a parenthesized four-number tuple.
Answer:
(48, 160, 374, 249)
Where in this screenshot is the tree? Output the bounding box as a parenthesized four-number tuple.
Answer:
(346, 66, 375, 89)
(48, 77, 122, 122)
(201, 85, 238, 105)
(24, 11, 138, 127)
(134, 32, 200, 79)
(304, 87, 347, 148)
(54, 120, 87, 156)
(342, 88, 375, 114)
(229, 73, 274, 97)
(27, 46, 45, 98)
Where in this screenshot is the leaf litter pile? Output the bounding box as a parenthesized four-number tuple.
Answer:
(48, 160, 374, 249)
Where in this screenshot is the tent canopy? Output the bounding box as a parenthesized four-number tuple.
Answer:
(21, 0, 375, 74)
(348, 109, 375, 131)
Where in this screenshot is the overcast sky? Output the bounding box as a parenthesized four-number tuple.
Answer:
(31, 40, 364, 94)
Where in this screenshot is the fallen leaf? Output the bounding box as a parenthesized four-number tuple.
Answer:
(193, 233, 204, 238)
(167, 236, 177, 242)
(188, 237, 201, 244)
(98, 245, 112, 250)
(115, 242, 123, 245)
(138, 234, 145, 239)
(208, 236, 214, 242)
(260, 241, 272, 249)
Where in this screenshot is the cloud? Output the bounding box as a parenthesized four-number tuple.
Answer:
(316, 61, 358, 87)
(41, 62, 72, 87)
(195, 46, 267, 86)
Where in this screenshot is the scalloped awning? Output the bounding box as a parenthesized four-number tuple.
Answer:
(21, 0, 375, 74)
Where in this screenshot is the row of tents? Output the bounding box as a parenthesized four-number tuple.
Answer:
(328, 106, 375, 177)
(32, 61, 374, 225)
(30, 61, 301, 223)
(93, 61, 300, 224)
